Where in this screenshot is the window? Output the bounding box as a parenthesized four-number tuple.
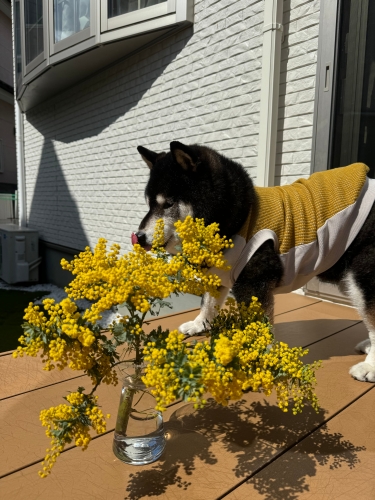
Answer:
(54, 0, 90, 43)
(101, 0, 176, 34)
(22, 0, 48, 75)
(49, 0, 94, 55)
(108, 0, 166, 19)
(24, 0, 44, 65)
(14, 0, 22, 89)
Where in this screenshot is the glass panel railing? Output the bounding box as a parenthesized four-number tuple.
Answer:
(108, 0, 166, 19)
(24, 0, 44, 65)
(54, 0, 90, 43)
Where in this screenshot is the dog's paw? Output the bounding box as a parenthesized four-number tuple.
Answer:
(179, 319, 208, 336)
(355, 339, 371, 355)
(349, 361, 375, 382)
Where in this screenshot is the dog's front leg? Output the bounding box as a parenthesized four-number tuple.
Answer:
(344, 271, 375, 382)
(179, 286, 230, 336)
(350, 330, 375, 383)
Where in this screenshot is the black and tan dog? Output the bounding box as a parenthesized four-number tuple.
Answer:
(133, 141, 375, 383)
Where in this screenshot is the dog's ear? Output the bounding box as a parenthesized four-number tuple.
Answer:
(170, 141, 198, 172)
(137, 146, 159, 169)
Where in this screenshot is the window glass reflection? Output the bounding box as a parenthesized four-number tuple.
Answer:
(24, 0, 44, 65)
(54, 0, 90, 43)
(108, 0, 166, 19)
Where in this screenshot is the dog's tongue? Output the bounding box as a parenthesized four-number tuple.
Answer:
(131, 233, 152, 251)
(131, 233, 138, 245)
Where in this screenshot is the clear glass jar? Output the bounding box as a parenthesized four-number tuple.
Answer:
(112, 363, 166, 465)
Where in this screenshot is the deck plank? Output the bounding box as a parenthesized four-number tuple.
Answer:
(274, 294, 321, 316)
(274, 306, 360, 348)
(0, 353, 85, 401)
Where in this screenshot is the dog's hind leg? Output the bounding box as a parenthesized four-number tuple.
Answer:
(345, 270, 375, 382)
(179, 286, 230, 336)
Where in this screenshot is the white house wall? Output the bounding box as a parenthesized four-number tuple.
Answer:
(276, 0, 320, 185)
(23, 0, 320, 253)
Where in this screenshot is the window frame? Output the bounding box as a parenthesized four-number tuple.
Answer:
(21, 0, 49, 75)
(48, 0, 97, 56)
(101, 0, 176, 33)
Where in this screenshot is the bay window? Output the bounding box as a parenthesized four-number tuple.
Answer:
(13, 0, 193, 110)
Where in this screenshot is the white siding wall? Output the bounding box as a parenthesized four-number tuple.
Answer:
(276, 0, 320, 185)
(23, 0, 321, 252)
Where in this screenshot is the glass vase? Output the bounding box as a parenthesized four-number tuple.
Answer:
(112, 363, 166, 465)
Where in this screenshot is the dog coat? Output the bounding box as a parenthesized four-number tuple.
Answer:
(214, 163, 375, 293)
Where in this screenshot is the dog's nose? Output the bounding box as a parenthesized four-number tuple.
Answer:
(133, 231, 147, 247)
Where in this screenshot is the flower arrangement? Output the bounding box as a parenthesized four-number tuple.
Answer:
(13, 216, 321, 477)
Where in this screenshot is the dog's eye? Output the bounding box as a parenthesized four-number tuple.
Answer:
(164, 201, 174, 210)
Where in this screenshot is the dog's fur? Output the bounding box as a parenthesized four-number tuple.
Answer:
(135, 141, 375, 383)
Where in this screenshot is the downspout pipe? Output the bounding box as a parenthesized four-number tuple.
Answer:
(15, 102, 26, 227)
(256, 0, 284, 187)
(11, 3, 27, 227)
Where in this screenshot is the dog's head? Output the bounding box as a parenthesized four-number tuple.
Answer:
(133, 141, 254, 253)
(133, 141, 204, 253)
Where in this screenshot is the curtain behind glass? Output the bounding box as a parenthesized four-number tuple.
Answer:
(54, 0, 90, 43)
(24, 0, 44, 65)
(108, 0, 166, 19)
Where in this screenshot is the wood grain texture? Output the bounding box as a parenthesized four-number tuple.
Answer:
(226, 388, 375, 500)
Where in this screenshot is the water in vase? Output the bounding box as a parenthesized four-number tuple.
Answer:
(113, 410, 166, 465)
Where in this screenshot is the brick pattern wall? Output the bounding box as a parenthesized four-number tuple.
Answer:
(23, 0, 320, 252)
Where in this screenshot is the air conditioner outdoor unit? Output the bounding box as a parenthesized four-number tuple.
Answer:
(0, 224, 41, 284)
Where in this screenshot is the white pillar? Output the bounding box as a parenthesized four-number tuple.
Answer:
(256, 0, 284, 187)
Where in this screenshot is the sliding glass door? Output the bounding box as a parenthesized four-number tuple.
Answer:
(307, 0, 375, 303)
(331, 0, 375, 176)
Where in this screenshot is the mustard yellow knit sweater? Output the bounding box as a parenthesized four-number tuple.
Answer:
(239, 163, 369, 253)
(215, 163, 375, 293)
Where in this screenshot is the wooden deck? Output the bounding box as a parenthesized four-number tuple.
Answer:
(1, 294, 375, 499)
